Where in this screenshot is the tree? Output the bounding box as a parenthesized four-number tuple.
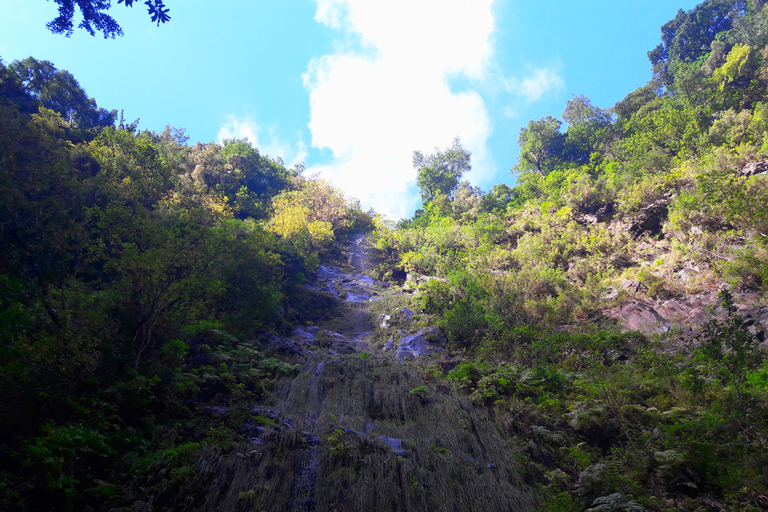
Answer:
(514, 116, 565, 178)
(482, 183, 515, 213)
(648, 0, 747, 84)
(561, 94, 613, 162)
(7, 57, 116, 129)
(414, 137, 472, 205)
(46, 0, 170, 38)
(701, 289, 761, 397)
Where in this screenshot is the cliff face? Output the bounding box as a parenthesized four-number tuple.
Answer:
(189, 242, 540, 512)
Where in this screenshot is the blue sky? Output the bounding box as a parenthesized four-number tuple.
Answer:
(0, 0, 698, 219)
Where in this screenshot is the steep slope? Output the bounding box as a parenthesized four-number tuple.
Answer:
(186, 239, 541, 512)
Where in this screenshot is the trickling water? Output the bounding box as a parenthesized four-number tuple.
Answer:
(193, 237, 541, 511)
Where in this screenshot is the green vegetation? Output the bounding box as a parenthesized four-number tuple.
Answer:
(361, 1, 768, 509)
(0, 55, 370, 511)
(4, 1, 768, 510)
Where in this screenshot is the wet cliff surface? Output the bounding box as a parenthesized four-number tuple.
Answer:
(189, 238, 541, 512)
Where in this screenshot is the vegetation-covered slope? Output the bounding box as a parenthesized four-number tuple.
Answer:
(2, 1, 768, 510)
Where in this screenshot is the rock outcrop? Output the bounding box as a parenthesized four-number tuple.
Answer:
(627, 199, 669, 238)
(395, 328, 445, 361)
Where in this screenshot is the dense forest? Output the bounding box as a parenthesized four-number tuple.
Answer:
(2, 0, 768, 510)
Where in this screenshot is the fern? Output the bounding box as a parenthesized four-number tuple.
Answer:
(587, 493, 646, 512)
(531, 424, 565, 444)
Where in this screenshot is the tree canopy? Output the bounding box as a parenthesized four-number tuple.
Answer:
(6, 57, 116, 129)
(413, 137, 472, 205)
(46, 0, 171, 38)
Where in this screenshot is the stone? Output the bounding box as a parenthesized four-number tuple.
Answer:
(378, 435, 407, 456)
(628, 199, 669, 238)
(346, 291, 370, 303)
(616, 301, 669, 332)
(293, 326, 317, 340)
(573, 202, 614, 225)
(395, 328, 444, 361)
(619, 279, 648, 294)
(323, 329, 347, 341)
(738, 160, 768, 177)
(399, 308, 415, 324)
(268, 334, 305, 355)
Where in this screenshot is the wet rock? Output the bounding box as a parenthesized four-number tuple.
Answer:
(268, 334, 305, 355)
(628, 199, 669, 238)
(328, 426, 407, 456)
(395, 328, 445, 360)
(316, 264, 381, 303)
(347, 331, 371, 352)
(351, 275, 378, 288)
(241, 424, 266, 436)
(378, 435, 406, 456)
(301, 432, 321, 445)
(252, 407, 279, 420)
(346, 291, 370, 303)
(323, 329, 347, 341)
(294, 326, 318, 341)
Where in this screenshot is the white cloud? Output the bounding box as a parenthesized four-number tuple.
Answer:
(509, 66, 565, 103)
(499, 65, 565, 119)
(303, 0, 497, 220)
(302, 0, 565, 220)
(217, 115, 308, 169)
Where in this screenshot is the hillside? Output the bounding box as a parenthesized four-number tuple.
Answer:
(2, 1, 768, 511)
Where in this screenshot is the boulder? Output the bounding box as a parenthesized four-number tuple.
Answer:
(378, 435, 407, 456)
(573, 203, 614, 225)
(615, 301, 669, 333)
(395, 328, 444, 360)
(628, 199, 669, 238)
(620, 279, 648, 294)
(399, 308, 415, 324)
(268, 334, 305, 355)
(738, 160, 768, 177)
